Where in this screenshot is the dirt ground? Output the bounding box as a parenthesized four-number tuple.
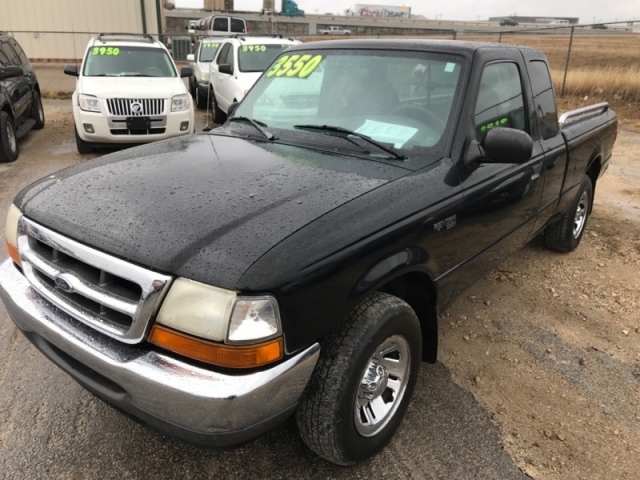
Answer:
(1, 101, 639, 479)
(440, 131, 640, 478)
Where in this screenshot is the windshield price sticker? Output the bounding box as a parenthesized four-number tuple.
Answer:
(242, 45, 267, 52)
(203, 43, 220, 48)
(91, 46, 120, 56)
(266, 54, 323, 79)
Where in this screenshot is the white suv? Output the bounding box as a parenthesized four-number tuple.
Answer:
(64, 33, 195, 154)
(209, 35, 300, 123)
(186, 38, 221, 109)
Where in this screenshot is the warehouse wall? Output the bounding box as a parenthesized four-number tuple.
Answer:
(0, 0, 164, 60)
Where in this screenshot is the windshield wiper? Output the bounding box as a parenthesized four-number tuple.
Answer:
(293, 124, 406, 160)
(228, 116, 276, 141)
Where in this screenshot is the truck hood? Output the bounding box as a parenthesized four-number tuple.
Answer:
(79, 76, 187, 99)
(16, 134, 407, 288)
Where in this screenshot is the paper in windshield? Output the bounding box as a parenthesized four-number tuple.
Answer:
(355, 120, 418, 148)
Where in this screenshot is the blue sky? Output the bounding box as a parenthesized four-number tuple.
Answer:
(174, 0, 638, 22)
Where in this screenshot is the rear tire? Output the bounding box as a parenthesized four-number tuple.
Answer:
(211, 90, 226, 124)
(0, 112, 19, 163)
(544, 175, 593, 253)
(296, 292, 422, 465)
(75, 127, 95, 154)
(31, 91, 45, 130)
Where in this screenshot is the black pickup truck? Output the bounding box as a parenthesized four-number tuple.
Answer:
(0, 33, 45, 162)
(1, 40, 616, 465)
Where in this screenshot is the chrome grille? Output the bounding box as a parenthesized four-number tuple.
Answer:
(17, 217, 173, 344)
(106, 98, 165, 116)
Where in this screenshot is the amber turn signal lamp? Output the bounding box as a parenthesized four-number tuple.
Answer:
(148, 324, 284, 368)
(7, 241, 21, 267)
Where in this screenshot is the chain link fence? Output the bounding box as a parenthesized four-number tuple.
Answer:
(5, 21, 640, 107)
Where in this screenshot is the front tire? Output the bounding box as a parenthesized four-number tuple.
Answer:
(544, 175, 593, 253)
(296, 292, 422, 465)
(211, 90, 226, 124)
(0, 111, 19, 163)
(195, 85, 207, 110)
(75, 127, 95, 154)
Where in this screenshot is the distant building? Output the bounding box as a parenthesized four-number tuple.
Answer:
(489, 16, 579, 25)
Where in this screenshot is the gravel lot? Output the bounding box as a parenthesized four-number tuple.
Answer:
(0, 100, 638, 479)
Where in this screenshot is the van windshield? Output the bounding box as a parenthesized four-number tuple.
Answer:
(199, 42, 221, 62)
(83, 46, 177, 77)
(238, 44, 291, 73)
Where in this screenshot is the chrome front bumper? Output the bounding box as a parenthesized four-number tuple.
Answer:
(0, 259, 320, 446)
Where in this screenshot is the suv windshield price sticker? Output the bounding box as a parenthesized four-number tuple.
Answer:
(266, 54, 323, 79)
(242, 45, 268, 52)
(203, 43, 220, 48)
(91, 47, 120, 56)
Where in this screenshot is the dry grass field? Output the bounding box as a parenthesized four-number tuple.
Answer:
(305, 33, 640, 130)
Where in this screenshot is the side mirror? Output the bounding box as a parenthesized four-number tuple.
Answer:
(0, 65, 24, 80)
(186, 53, 195, 62)
(64, 64, 79, 77)
(180, 67, 193, 78)
(480, 127, 533, 164)
(228, 102, 239, 117)
(219, 64, 233, 75)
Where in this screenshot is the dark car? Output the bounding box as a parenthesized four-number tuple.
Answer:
(0, 40, 617, 465)
(592, 24, 608, 29)
(500, 18, 519, 26)
(0, 33, 44, 163)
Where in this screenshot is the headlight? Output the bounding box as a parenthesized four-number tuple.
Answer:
(171, 94, 190, 112)
(200, 70, 209, 82)
(151, 278, 284, 368)
(78, 94, 101, 112)
(5, 204, 22, 266)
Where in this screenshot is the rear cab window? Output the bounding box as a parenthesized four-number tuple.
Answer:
(230, 18, 246, 33)
(213, 17, 229, 32)
(474, 62, 527, 141)
(83, 46, 177, 77)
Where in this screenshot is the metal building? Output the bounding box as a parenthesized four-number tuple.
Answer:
(0, 0, 165, 60)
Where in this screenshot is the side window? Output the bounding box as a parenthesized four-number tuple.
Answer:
(474, 62, 527, 141)
(0, 43, 10, 67)
(529, 60, 559, 140)
(226, 45, 235, 70)
(230, 18, 245, 33)
(213, 17, 229, 32)
(2, 42, 21, 66)
(216, 43, 231, 65)
(8, 39, 28, 65)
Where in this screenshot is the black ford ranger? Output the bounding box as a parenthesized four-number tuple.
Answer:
(0, 33, 45, 162)
(0, 40, 616, 465)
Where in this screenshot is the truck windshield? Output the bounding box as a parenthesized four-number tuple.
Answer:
(235, 49, 463, 150)
(83, 46, 177, 77)
(238, 44, 292, 73)
(199, 42, 220, 62)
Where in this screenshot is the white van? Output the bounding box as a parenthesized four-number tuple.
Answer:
(549, 19, 570, 25)
(204, 15, 247, 36)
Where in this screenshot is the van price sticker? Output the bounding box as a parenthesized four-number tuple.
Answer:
(266, 54, 323, 79)
(242, 45, 267, 52)
(91, 47, 120, 56)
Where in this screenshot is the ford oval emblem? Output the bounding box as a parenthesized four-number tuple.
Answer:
(54, 275, 74, 293)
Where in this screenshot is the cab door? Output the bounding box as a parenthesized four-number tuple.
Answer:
(447, 49, 546, 299)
